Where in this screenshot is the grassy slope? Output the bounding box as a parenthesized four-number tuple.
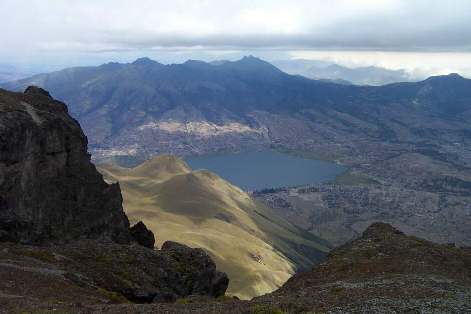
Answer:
(98, 155, 330, 299)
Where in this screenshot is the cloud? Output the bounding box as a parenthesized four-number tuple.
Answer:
(289, 50, 471, 79)
(1, 0, 471, 56)
(1, 0, 471, 78)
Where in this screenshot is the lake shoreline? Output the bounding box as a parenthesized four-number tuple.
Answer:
(185, 150, 348, 191)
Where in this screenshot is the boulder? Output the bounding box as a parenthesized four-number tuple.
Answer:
(130, 221, 155, 249)
(162, 241, 229, 298)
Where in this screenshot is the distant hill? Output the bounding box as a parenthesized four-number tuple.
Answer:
(3, 56, 471, 163)
(98, 155, 330, 299)
(272, 58, 412, 85)
(0, 64, 34, 83)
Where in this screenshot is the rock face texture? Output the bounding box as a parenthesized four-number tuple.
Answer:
(0, 239, 229, 308)
(41, 222, 468, 313)
(0, 87, 229, 310)
(0, 87, 131, 244)
(161, 241, 229, 299)
(130, 221, 155, 249)
(251, 222, 471, 313)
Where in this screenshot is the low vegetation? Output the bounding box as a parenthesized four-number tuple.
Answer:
(98, 155, 330, 299)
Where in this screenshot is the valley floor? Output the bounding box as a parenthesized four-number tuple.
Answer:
(249, 132, 471, 247)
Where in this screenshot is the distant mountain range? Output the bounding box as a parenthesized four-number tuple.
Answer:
(272, 59, 413, 85)
(2, 56, 470, 165)
(0, 64, 35, 83)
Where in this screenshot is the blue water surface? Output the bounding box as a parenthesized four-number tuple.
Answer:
(185, 151, 346, 191)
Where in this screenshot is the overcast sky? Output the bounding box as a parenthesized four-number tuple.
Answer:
(1, 0, 470, 76)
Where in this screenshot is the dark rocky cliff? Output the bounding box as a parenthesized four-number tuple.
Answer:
(0, 86, 131, 244)
(0, 87, 229, 308)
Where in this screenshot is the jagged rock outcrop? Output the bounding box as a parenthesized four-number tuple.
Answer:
(0, 239, 229, 308)
(2, 217, 470, 313)
(66, 222, 468, 313)
(130, 221, 155, 249)
(0, 87, 229, 311)
(161, 241, 229, 298)
(0, 86, 131, 244)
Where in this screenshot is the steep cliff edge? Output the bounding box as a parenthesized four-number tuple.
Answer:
(0, 87, 228, 309)
(0, 86, 131, 244)
(0, 239, 228, 309)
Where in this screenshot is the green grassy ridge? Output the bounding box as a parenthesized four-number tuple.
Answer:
(98, 155, 330, 299)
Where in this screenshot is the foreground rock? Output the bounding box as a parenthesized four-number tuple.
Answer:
(28, 222, 469, 313)
(0, 87, 229, 311)
(0, 239, 228, 309)
(255, 222, 471, 313)
(130, 221, 155, 249)
(0, 87, 130, 244)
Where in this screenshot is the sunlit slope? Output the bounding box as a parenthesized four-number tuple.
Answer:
(98, 155, 330, 299)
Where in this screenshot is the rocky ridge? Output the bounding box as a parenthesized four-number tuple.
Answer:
(98, 155, 330, 299)
(0, 238, 228, 309)
(0, 87, 229, 308)
(5, 222, 469, 313)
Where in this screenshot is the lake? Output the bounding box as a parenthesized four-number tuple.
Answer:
(185, 151, 347, 191)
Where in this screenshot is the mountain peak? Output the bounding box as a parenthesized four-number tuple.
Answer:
(132, 57, 161, 66)
(24, 85, 52, 98)
(239, 55, 270, 65)
(129, 155, 191, 182)
(362, 222, 404, 239)
(221, 56, 283, 74)
(425, 72, 467, 82)
(242, 55, 260, 60)
(447, 72, 464, 79)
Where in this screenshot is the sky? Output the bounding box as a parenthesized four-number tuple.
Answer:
(1, 0, 470, 77)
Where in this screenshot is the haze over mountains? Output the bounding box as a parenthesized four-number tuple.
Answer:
(0, 64, 35, 83)
(3, 56, 471, 164)
(3, 56, 471, 248)
(272, 59, 413, 85)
